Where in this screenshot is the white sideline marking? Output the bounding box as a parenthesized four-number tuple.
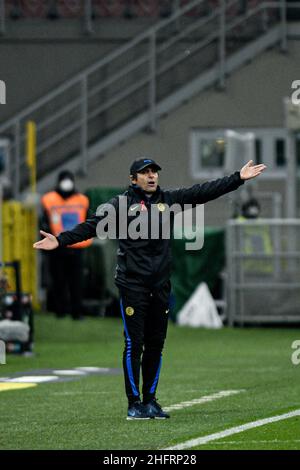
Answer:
(51, 391, 119, 396)
(213, 439, 300, 445)
(164, 409, 300, 450)
(4, 376, 59, 383)
(53, 370, 87, 376)
(164, 390, 245, 412)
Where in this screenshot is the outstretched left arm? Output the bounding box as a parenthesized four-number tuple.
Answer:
(167, 160, 267, 206)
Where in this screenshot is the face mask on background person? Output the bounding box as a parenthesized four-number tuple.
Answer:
(59, 178, 74, 192)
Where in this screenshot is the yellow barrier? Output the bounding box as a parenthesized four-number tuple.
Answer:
(1, 201, 39, 309)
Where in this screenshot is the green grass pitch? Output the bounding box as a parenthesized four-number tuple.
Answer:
(0, 314, 299, 450)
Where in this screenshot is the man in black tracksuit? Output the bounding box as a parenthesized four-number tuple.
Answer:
(34, 157, 266, 420)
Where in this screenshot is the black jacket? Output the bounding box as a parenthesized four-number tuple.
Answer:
(57, 172, 244, 290)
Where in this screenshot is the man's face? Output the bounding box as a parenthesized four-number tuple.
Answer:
(131, 166, 159, 193)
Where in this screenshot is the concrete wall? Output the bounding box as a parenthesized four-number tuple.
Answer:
(0, 18, 155, 121)
(74, 41, 300, 225)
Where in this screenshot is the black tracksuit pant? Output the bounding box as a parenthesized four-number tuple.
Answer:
(119, 281, 171, 405)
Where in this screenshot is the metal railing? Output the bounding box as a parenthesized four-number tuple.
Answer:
(226, 219, 300, 325)
(0, 0, 291, 196)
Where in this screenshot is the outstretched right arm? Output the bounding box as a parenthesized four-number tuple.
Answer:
(33, 213, 100, 251)
(57, 213, 100, 247)
(33, 196, 119, 251)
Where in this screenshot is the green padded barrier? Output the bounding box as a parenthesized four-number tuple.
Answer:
(85, 187, 125, 213)
(83, 188, 124, 302)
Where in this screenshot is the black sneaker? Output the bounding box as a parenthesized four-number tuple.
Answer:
(143, 399, 170, 419)
(127, 401, 150, 420)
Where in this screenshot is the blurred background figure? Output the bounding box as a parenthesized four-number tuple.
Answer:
(41, 170, 92, 320)
(237, 196, 273, 276)
(240, 197, 261, 220)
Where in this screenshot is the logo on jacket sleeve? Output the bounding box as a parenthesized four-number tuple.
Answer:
(125, 306, 135, 316)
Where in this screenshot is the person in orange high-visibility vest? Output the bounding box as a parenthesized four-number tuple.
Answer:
(41, 170, 92, 320)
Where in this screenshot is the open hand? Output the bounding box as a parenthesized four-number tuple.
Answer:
(240, 160, 267, 180)
(33, 230, 59, 250)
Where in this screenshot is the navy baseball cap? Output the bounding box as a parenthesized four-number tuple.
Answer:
(130, 158, 162, 175)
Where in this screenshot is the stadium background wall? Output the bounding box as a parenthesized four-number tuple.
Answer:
(0, 20, 154, 122)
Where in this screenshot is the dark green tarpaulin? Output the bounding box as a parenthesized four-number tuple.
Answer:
(85, 187, 125, 213)
(83, 188, 123, 301)
(171, 227, 225, 320)
(84, 188, 225, 320)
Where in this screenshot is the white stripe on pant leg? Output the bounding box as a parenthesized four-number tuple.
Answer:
(163, 409, 300, 450)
